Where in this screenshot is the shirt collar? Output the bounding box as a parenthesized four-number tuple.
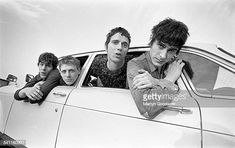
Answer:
(146, 51, 157, 72)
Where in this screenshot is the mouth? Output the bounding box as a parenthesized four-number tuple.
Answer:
(65, 79, 72, 82)
(155, 58, 165, 64)
(114, 53, 122, 58)
(40, 72, 46, 76)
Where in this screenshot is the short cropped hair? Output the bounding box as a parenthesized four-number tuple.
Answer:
(149, 18, 189, 50)
(105, 27, 131, 49)
(58, 56, 81, 71)
(38, 52, 58, 69)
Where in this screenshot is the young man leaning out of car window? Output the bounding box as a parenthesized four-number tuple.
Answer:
(14, 52, 61, 104)
(127, 18, 189, 119)
(58, 56, 81, 86)
(89, 27, 133, 88)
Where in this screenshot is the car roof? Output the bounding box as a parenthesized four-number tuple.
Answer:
(67, 42, 234, 64)
(183, 42, 235, 64)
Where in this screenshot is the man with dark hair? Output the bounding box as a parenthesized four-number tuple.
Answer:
(14, 52, 61, 104)
(127, 18, 189, 119)
(58, 56, 81, 86)
(89, 27, 132, 88)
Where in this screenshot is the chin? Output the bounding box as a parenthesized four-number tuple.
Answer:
(66, 81, 73, 85)
(153, 62, 162, 67)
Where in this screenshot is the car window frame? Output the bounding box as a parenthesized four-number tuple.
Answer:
(79, 49, 147, 90)
(180, 49, 235, 100)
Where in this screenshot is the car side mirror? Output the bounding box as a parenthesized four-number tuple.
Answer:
(25, 74, 34, 82)
(6, 74, 18, 82)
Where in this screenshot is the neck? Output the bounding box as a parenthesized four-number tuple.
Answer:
(107, 60, 124, 71)
(157, 66, 162, 73)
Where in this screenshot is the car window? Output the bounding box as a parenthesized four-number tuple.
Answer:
(82, 52, 143, 89)
(71, 55, 89, 85)
(178, 52, 235, 98)
(76, 55, 89, 68)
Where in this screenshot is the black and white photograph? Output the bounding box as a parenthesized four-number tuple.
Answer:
(0, 0, 235, 147)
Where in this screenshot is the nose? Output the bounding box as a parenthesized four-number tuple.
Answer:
(117, 43, 122, 51)
(159, 49, 167, 59)
(65, 71, 70, 77)
(41, 65, 46, 70)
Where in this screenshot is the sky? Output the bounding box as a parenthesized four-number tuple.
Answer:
(0, 0, 234, 86)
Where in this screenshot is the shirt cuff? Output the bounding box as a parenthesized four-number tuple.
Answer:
(153, 78, 179, 92)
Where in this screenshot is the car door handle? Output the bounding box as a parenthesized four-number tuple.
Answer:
(53, 92, 66, 97)
(164, 106, 192, 114)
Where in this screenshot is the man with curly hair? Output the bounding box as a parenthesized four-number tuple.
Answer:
(14, 52, 61, 104)
(127, 18, 189, 119)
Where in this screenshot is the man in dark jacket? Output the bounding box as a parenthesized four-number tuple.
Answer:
(14, 52, 61, 104)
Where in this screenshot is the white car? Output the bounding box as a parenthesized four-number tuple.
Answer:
(0, 43, 235, 148)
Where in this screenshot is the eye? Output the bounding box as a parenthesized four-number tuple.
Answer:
(45, 63, 53, 68)
(112, 40, 119, 45)
(69, 69, 75, 73)
(122, 42, 128, 48)
(158, 43, 165, 49)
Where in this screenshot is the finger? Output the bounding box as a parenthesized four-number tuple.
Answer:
(32, 91, 42, 100)
(134, 81, 145, 89)
(133, 73, 145, 82)
(133, 80, 140, 89)
(133, 78, 139, 88)
(135, 79, 151, 89)
(137, 83, 152, 89)
(133, 80, 146, 89)
(35, 88, 43, 97)
(180, 62, 185, 68)
(133, 76, 147, 88)
(28, 94, 36, 100)
(177, 59, 183, 63)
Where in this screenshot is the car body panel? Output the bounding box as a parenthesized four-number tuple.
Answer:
(2, 86, 74, 148)
(4, 99, 63, 148)
(45, 86, 74, 104)
(203, 131, 235, 147)
(56, 105, 201, 148)
(0, 85, 18, 133)
(67, 85, 201, 129)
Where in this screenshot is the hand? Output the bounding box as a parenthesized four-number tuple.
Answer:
(133, 69, 155, 89)
(34, 81, 45, 87)
(165, 59, 185, 83)
(24, 85, 43, 101)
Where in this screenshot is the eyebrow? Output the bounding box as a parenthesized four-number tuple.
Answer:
(160, 42, 178, 50)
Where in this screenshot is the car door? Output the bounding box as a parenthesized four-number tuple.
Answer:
(3, 86, 72, 148)
(178, 48, 235, 147)
(3, 54, 90, 148)
(56, 50, 202, 148)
